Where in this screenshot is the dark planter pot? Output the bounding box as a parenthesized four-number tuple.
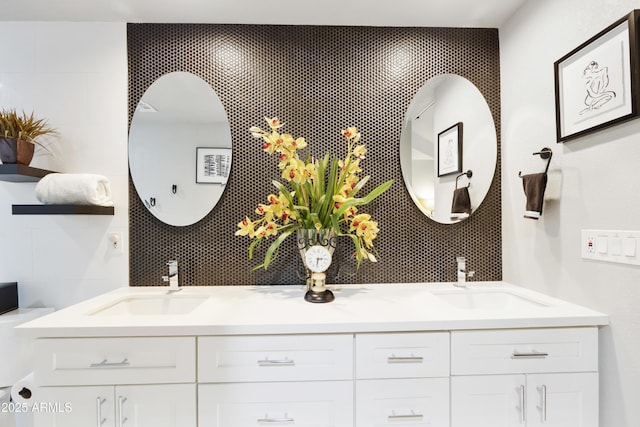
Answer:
(0, 137, 35, 165)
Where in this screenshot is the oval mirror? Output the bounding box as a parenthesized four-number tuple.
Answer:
(129, 72, 232, 227)
(400, 74, 497, 224)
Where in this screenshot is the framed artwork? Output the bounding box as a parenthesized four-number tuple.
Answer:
(554, 10, 640, 142)
(196, 147, 232, 184)
(437, 122, 463, 177)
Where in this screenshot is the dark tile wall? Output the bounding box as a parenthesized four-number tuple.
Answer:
(128, 24, 501, 286)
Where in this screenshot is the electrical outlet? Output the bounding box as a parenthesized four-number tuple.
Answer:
(581, 229, 639, 266)
(108, 232, 124, 255)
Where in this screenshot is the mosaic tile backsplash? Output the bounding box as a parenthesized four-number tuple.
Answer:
(128, 24, 501, 286)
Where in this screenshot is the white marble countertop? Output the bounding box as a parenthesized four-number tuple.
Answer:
(17, 282, 609, 338)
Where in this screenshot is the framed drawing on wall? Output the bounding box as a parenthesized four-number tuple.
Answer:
(196, 147, 232, 184)
(554, 9, 640, 142)
(437, 122, 463, 177)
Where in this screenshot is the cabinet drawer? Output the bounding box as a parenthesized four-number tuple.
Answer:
(35, 337, 196, 386)
(198, 334, 353, 382)
(355, 378, 449, 427)
(355, 332, 449, 379)
(451, 327, 597, 375)
(199, 381, 353, 427)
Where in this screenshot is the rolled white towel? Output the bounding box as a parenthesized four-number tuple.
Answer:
(35, 173, 114, 207)
(544, 169, 562, 200)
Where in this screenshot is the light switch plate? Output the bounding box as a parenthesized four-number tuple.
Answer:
(581, 229, 640, 266)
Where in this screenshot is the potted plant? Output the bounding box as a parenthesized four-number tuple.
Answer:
(0, 109, 57, 165)
(236, 117, 393, 269)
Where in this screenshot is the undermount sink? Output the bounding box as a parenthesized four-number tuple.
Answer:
(90, 295, 208, 316)
(431, 288, 549, 310)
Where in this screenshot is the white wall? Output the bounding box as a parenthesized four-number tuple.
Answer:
(0, 22, 129, 309)
(501, 0, 640, 425)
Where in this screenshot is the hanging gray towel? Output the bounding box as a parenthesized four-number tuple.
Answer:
(522, 172, 547, 219)
(451, 187, 471, 219)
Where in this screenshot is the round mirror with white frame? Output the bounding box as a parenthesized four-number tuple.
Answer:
(129, 72, 232, 227)
(400, 74, 497, 224)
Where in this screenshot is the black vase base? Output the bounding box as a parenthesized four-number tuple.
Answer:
(304, 289, 335, 303)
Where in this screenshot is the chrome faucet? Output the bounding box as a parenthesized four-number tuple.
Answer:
(455, 257, 474, 287)
(162, 260, 180, 292)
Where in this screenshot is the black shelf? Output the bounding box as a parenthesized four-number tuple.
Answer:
(12, 205, 114, 215)
(0, 164, 55, 182)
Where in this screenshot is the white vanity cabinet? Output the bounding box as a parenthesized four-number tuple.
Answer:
(197, 334, 354, 427)
(450, 327, 599, 427)
(354, 332, 450, 427)
(34, 383, 196, 427)
(32, 337, 197, 427)
(20, 284, 606, 427)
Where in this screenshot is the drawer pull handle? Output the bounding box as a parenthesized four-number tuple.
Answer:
(257, 413, 294, 423)
(387, 355, 424, 363)
(117, 396, 127, 427)
(512, 351, 549, 359)
(90, 358, 130, 368)
(520, 385, 526, 424)
(388, 410, 424, 421)
(541, 384, 547, 422)
(257, 359, 295, 367)
(96, 397, 106, 427)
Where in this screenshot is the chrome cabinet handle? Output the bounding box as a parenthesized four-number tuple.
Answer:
(257, 413, 294, 423)
(512, 351, 549, 359)
(118, 396, 127, 427)
(388, 410, 424, 421)
(90, 358, 130, 368)
(257, 359, 295, 367)
(387, 355, 424, 363)
(520, 385, 526, 424)
(542, 384, 547, 422)
(96, 397, 106, 427)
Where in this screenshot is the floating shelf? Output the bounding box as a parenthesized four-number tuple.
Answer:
(12, 205, 114, 215)
(0, 164, 55, 182)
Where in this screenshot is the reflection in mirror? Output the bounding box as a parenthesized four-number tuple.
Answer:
(400, 74, 497, 224)
(129, 72, 232, 226)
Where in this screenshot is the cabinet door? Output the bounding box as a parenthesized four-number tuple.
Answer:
(33, 386, 115, 427)
(199, 381, 353, 427)
(356, 378, 449, 427)
(451, 375, 525, 427)
(526, 373, 598, 427)
(116, 384, 196, 427)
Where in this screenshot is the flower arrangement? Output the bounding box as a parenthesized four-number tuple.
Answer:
(236, 117, 393, 270)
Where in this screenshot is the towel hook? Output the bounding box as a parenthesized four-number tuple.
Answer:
(456, 170, 473, 188)
(518, 147, 552, 178)
(171, 184, 177, 194)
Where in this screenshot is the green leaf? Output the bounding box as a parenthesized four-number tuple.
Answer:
(333, 179, 394, 218)
(330, 215, 364, 268)
(258, 228, 295, 270)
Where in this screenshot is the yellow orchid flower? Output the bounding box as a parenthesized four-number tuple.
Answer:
(360, 220, 379, 247)
(235, 217, 255, 237)
(265, 117, 283, 130)
(277, 150, 293, 169)
(353, 145, 367, 159)
(291, 137, 307, 151)
(281, 158, 304, 183)
(341, 126, 358, 140)
(262, 132, 280, 154)
(302, 162, 316, 182)
(249, 126, 265, 139)
(264, 221, 278, 237)
(255, 204, 275, 222)
(349, 213, 371, 232)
